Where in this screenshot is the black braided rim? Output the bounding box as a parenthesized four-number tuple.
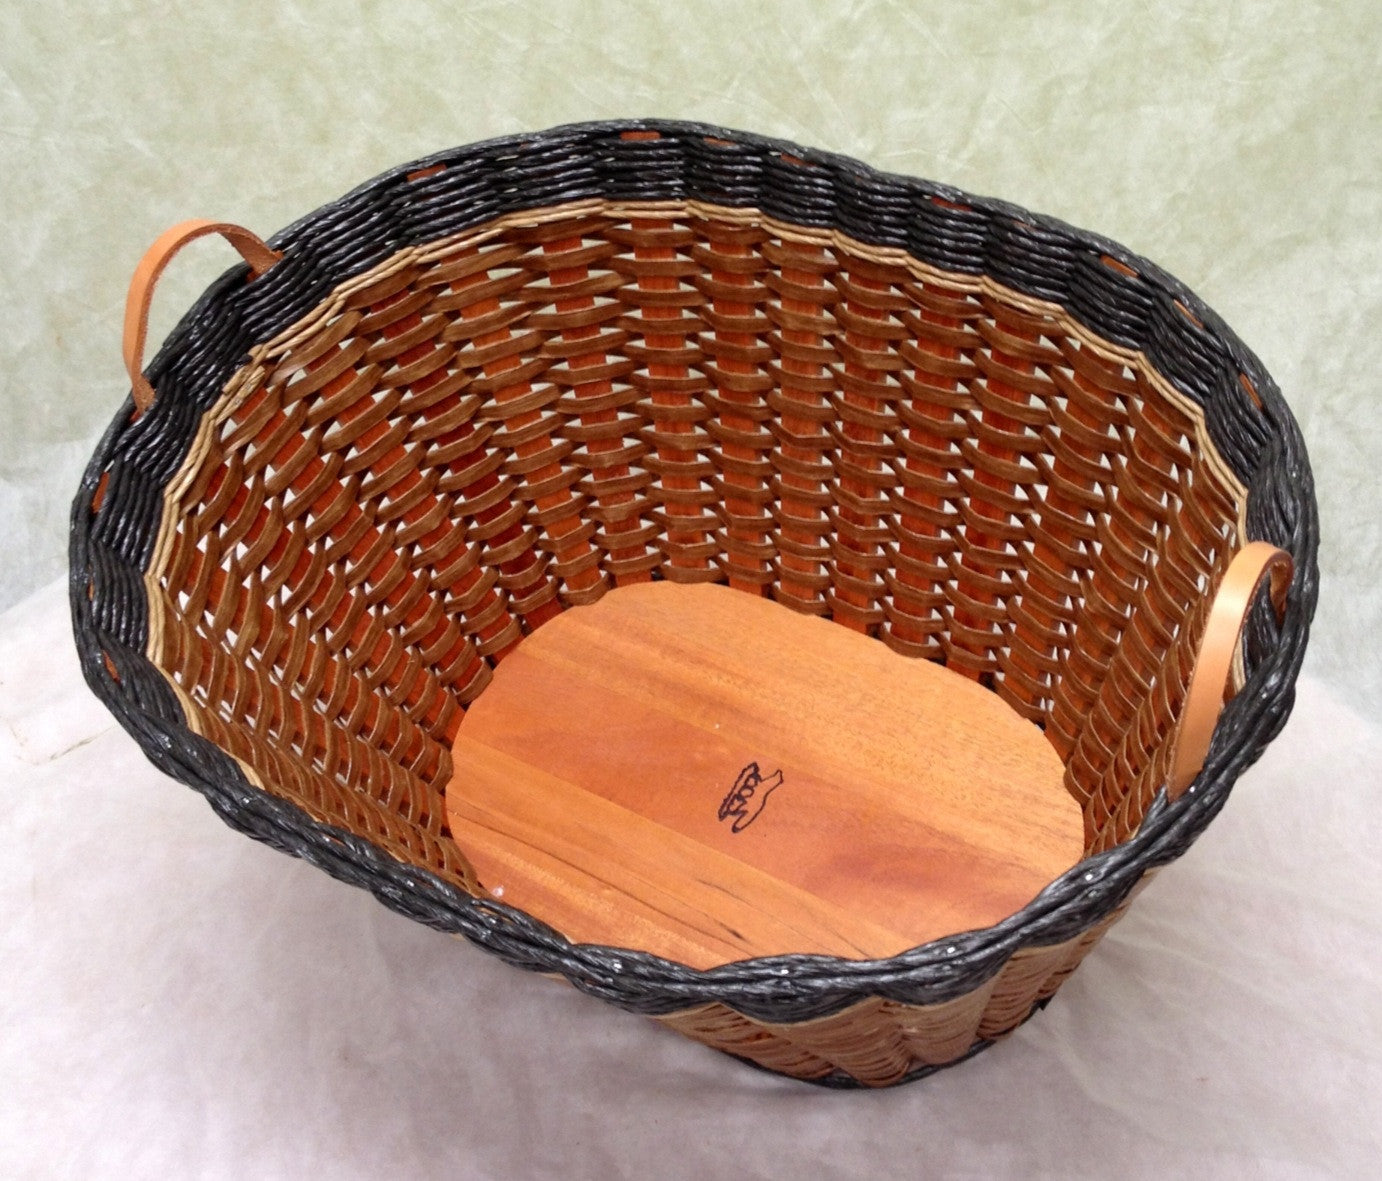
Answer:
(69, 120, 1318, 1084)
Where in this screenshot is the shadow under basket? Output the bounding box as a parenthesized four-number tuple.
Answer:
(72, 121, 1317, 1088)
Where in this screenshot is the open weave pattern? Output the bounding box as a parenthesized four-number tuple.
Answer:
(70, 122, 1317, 1087)
(144, 196, 1246, 879)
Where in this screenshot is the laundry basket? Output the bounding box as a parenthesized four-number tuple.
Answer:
(70, 120, 1317, 1088)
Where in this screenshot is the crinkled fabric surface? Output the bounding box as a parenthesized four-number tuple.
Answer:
(5, 579, 1381, 1179)
(2, 1, 1379, 1176)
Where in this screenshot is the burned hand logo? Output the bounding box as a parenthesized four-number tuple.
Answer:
(718, 762, 784, 833)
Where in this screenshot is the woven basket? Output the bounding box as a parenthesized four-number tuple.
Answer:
(71, 120, 1317, 1088)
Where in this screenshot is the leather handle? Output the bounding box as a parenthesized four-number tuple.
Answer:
(122, 220, 281, 415)
(1168, 541, 1293, 800)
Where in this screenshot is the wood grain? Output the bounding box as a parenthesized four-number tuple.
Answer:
(446, 582, 1084, 968)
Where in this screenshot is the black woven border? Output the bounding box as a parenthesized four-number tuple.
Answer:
(69, 121, 1319, 1051)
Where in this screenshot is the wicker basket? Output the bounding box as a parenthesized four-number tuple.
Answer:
(71, 120, 1317, 1088)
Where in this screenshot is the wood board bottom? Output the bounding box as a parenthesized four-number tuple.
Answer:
(445, 582, 1084, 969)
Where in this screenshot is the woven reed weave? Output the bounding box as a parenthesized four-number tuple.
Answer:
(71, 121, 1317, 1087)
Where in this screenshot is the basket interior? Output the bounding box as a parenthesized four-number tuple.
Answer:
(138, 197, 1248, 904)
(445, 576, 1087, 966)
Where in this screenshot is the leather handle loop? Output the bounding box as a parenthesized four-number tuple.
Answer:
(122, 220, 281, 415)
(1168, 541, 1293, 800)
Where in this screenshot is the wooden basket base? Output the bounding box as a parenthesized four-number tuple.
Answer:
(445, 583, 1083, 968)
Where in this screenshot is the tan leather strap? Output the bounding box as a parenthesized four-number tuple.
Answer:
(1168, 541, 1293, 799)
(122, 220, 281, 415)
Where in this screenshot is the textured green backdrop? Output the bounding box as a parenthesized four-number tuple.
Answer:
(2, 0, 1377, 709)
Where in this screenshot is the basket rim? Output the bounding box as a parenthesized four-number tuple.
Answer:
(69, 118, 1319, 1022)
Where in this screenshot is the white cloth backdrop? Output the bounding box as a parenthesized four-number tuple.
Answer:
(5, 583, 1380, 1178)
